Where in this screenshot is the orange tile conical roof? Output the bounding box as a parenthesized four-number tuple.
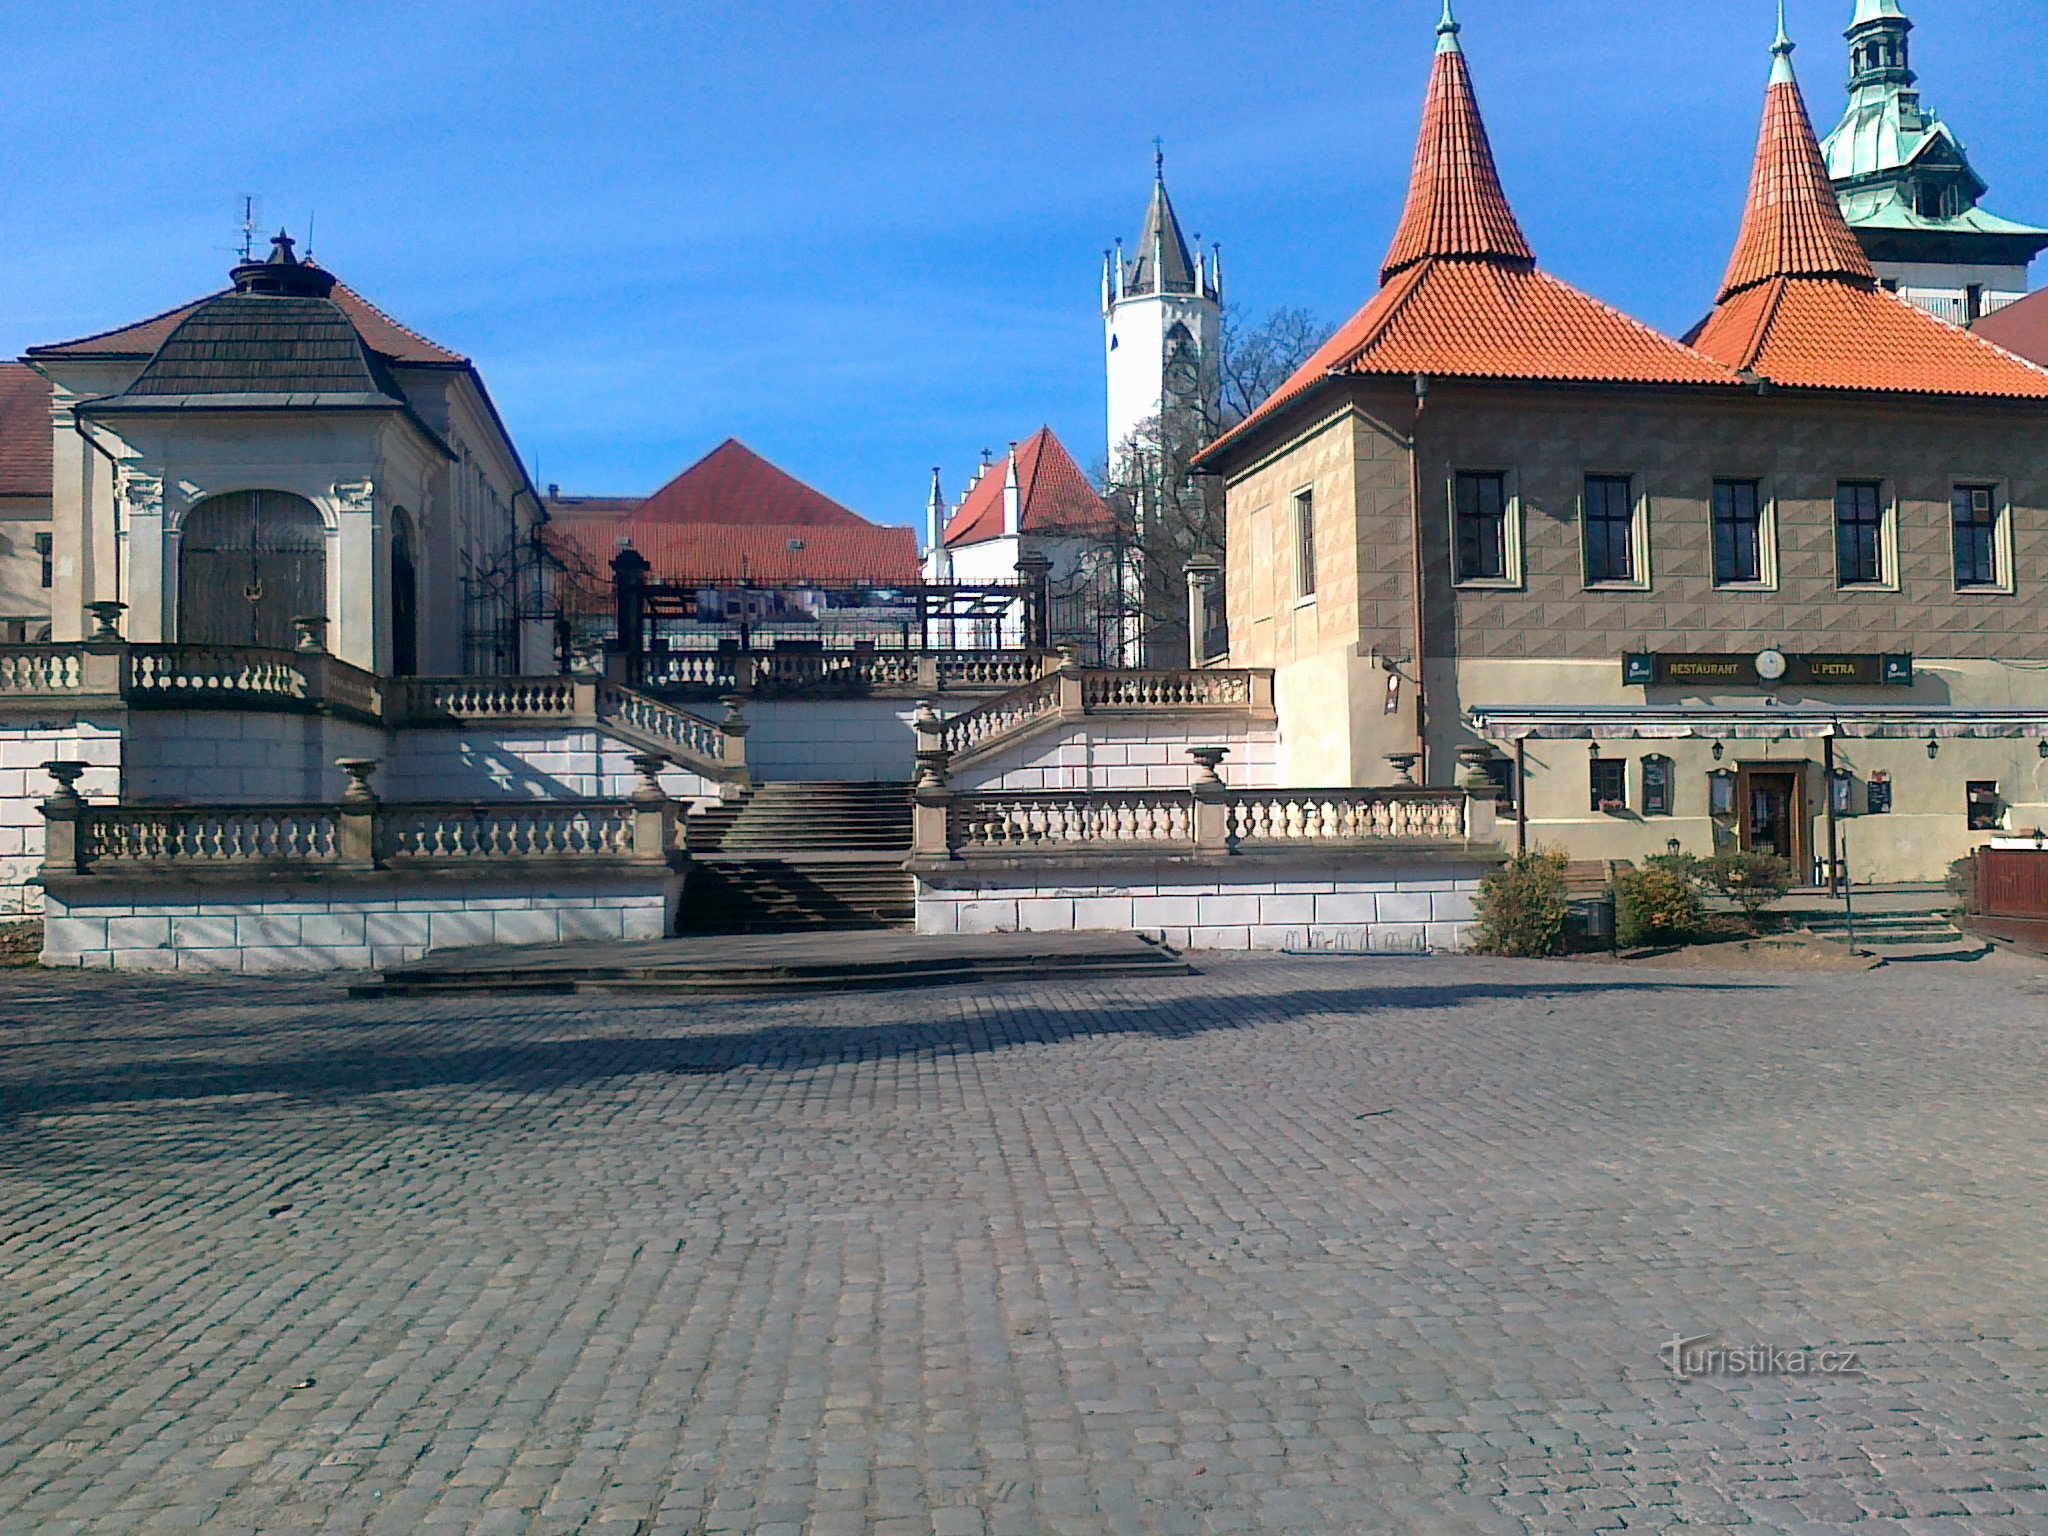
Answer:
(1379, 3, 1534, 283)
(1202, 6, 1736, 464)
(1715, 24, 1875, 302)
(1692, 22, 2048, 400)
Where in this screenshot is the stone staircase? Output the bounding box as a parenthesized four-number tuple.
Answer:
(1793, 901, 1984, 960)
(680, 782, 914, 932)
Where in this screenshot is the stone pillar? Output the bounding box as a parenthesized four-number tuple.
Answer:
(331, 479, 379, 673)
(1054, 644, 1086, 717)
(1189, 746, 1232, 854)
(337, 757, 380, 870)
(1457, 745, 1502, 845)
(611, 544, 650, 683)
(629, 753, 679, 865)
(120, 470, 167, 643)
(1183, 553, 1221, 668)
(1016, 552, 1053, 652)
(48, 396, 90, 643)
(718, 696, 751, 788)
(911, 701, 955, 859)
(38, 762, 87, 875)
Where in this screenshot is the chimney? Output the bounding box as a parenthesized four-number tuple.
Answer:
(1002, 443, 1021, 539)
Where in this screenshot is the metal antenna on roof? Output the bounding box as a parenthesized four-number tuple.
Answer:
(238, 196, 258, 262)
(305, 210, 316, 262)
(1153, 137, 1164, 180)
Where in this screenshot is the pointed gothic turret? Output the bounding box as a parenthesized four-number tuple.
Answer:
(1716, 14, 1876, 302)
(1118, 148, 1207, 299)
(1691, 15, 2048, 398)
(1379, 0, 1534, 282)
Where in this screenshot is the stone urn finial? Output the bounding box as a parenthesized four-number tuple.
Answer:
(1385, 751, 1420, 787)
(1054, 641, 1082, 675)
(291, 615, 329, 653)
(628, 752, 669, 805)
(335, 757, 381, 807)
(1456, 743, 1499, 793)
(86, 601, 126, 642)
(1187, 745, 1230, 787)
(718, 694, 750, 735)
(40, 761, 86, 811)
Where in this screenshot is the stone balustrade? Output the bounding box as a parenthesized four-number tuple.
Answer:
(633, 647, 1050, 701)
(39, 754, 684, 878)
(927, 664, 1277, 768)
(0, 641, 385, 722)
(395, 676, 743, 782)
(913, 749, 1495, 861)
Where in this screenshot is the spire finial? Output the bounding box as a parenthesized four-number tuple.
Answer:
(1770, 0, 1796, 83)
(1436, 0, 1462, 55)
(1153, 136, 1164, 181)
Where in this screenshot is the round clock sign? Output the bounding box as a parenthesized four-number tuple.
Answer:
(1754, 648, 1789, 682)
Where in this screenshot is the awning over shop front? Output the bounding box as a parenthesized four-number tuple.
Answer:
(1467, 706, 2048, 742)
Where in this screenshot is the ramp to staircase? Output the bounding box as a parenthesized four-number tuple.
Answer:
(680, 781, 914, 932)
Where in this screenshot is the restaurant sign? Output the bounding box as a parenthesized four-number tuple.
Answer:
(1623, 652, 1912, 688)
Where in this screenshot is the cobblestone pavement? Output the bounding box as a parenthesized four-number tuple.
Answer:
(2, 953, 2046, 1535)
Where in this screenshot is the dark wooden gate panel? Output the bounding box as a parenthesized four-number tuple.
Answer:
(179, 491, 327, 649)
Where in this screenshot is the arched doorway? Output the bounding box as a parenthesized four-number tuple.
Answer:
(390, 508, 419, 677)
(178, 491, 327, 649)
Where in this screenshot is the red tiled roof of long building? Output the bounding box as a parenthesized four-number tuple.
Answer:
(635, 439, 869, 527)
(1203, 15, 1737, 464)
(550, 520, 918, 597)
(943, 427, 1117, 548)
(1378, 18, 1533, 283)
(28, 282, 466, 366)
(1692, 29, 2048, 399)
(0, 364, 52, 499)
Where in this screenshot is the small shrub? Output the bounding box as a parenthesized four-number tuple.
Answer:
(1615, 864, 1704, 949)
(1473, 848, 1571, 957)
(1946, 853, 1978, 914)
(1703, 852, 1794, 932)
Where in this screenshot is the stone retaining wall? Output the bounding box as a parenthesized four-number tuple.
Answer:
(41, 872, 682, 974)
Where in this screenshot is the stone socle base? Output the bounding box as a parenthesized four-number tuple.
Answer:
(911, 850, 1495, 954)
(41, 868, 684, 974)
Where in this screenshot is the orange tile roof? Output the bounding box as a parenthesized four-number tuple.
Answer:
(29, 281, 465, 366)
(1692, 37, 2048, 400)
(943, 427, 1116, 547)
(1379, 28, 1533, 283)
(1203, 21, 1737, 464)
(635, 438, 869, 527)
(1692, 276, 2048, 397)
(549, 519, 917, 599)
(0, 364, 52, 499)
(1717, 79, 1875, 301)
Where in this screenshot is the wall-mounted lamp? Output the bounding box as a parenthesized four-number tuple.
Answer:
(1711, 741, 1724, 762)
(1666, 837, 1683, 857)
(1927, 737, 1941, 761)
(2037, 739, 2046, 761)
(1588, 741, 1601, 761)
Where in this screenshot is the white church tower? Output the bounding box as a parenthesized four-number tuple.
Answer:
(1102, 146, 1222, 470)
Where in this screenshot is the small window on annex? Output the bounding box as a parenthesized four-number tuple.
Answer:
(1834, 481, 1888, 588)
(1967, 781, 2002, 832)
(1291, 488, 1317, 600)
(1453, 471, 1511, 584)
(1711, 480, 1766, 586)
(1641, 755, 1674, 817)
(1589, 755, 1627, 813)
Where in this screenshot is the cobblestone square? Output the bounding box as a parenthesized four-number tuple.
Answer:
(2, 952, 2045, 1533)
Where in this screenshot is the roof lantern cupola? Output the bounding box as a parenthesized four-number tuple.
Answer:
(1379, 0, 1534, 283)
(1846, 0, 1913, 90)
(229, 230, 337, 299)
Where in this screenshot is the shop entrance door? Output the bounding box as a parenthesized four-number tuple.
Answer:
(1739, 764, 1807, 871)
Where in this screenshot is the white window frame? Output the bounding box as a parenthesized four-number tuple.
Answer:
(1833, 479, 1898, 593)
(1950, 480, 2014, 595)
(1449, 468, 1523, 589)
(1709, 476, 1778, 591)
(1580, 471, 1652, 592)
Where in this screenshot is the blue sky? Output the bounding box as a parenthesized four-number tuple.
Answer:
(4, 1, 2045, 529)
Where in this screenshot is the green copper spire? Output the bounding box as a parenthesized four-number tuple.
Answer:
(1770, 1, 1796, 84)
(1851, 0, 1907, 25)
(1436, 0, 1461, 56)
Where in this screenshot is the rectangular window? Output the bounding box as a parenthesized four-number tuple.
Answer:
(1482, 756, 1518, 814)
(1641, 755, 1673, 817)
(1583, 475, 1638, 585)
(1952, 484, 2003, 590)
(1291, 489, 1316, 599)
(34, 533, 51, 590)
(1967, 781, 2002, 831)
(1454, 472, 1509, 583)
(1590, 757, 1627, 813)
(1835, 481, 1887, 587)
(1712, 480, 1764, 586)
